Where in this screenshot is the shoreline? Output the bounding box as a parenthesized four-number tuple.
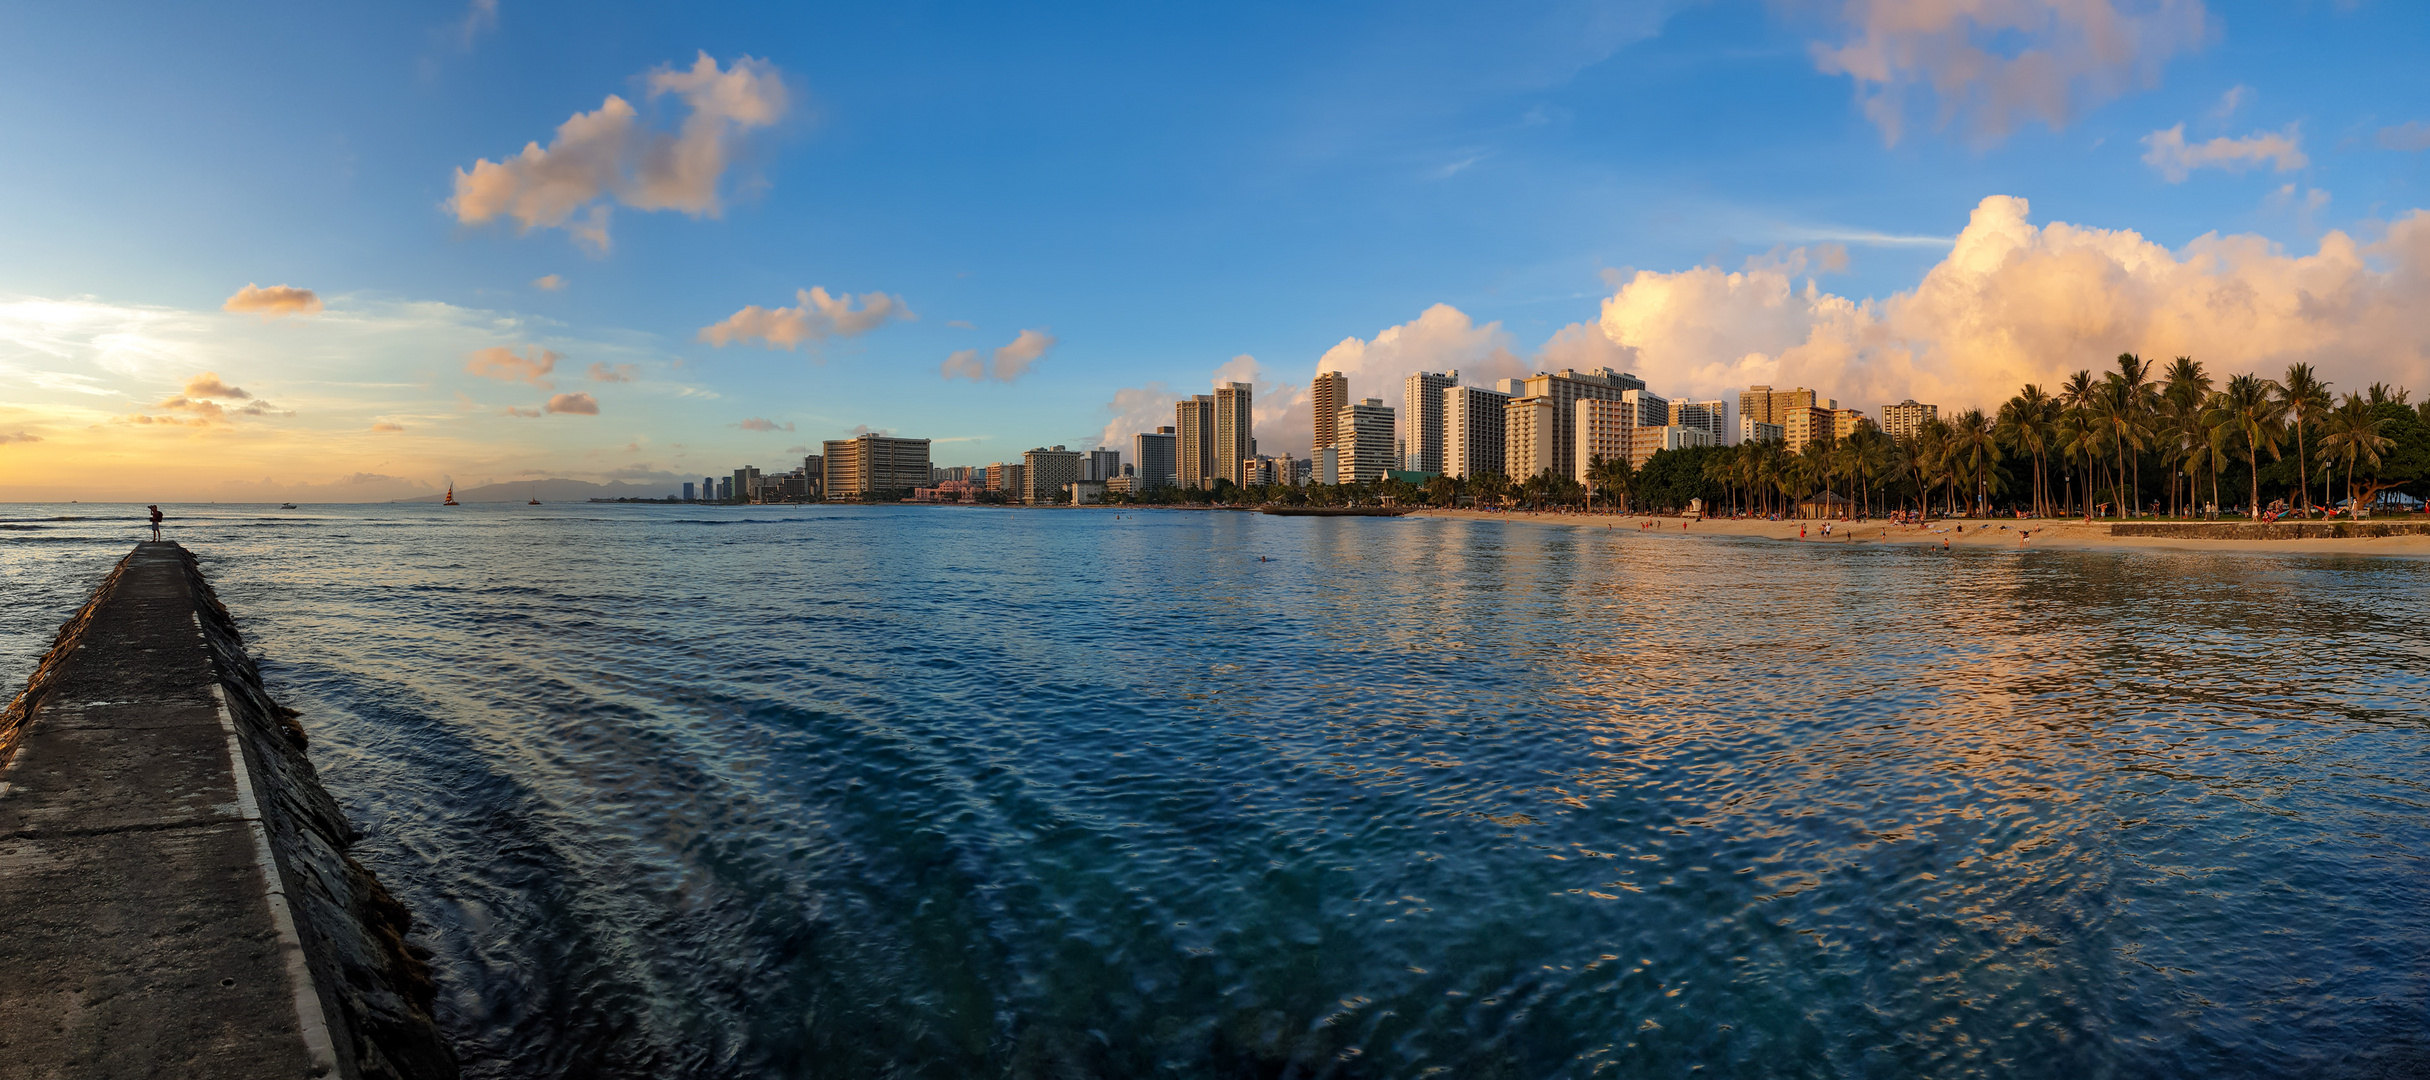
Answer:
(1403, 508, 2430, 558)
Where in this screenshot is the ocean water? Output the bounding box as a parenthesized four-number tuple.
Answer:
(3, 503, 2428, 1078)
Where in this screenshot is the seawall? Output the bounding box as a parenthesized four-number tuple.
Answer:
(2111, 520, 2430, 540)
(0, 542, 455, 1079)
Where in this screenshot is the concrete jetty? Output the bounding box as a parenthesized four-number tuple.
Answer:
(0, 543, 454, 1079)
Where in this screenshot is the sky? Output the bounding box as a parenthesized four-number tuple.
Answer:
(2, 0, 2427, 500)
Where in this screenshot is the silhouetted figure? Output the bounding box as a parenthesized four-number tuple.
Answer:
(147, 504, 162, 541)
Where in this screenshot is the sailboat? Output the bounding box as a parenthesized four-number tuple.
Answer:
(528, 483, 542, 506)
(443, 479, 460, 506)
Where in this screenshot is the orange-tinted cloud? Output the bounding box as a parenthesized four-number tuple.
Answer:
(942, 328, 1055, 382)
(2141, 124, 2306, 182)
(371, 422, 406, 433)
(699, 287, 913, 349)
(182, 372, 252, 400)
(0, 431, 41, 445)
(534, 273, 567, 291)
(1809, 0, 2209, 145)
(2380, 122, 2430, 153)
(544, 392, 599, 415)
(465, 345, 559, 385)
(447, 53, 788, 254)
(737, 417, 793, 431)
(156, 396, 227, 420)
(586, 361, 638, 382)
(222, 283, 323, 319)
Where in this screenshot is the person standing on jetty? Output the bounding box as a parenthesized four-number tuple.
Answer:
(147, 504, 163, 541)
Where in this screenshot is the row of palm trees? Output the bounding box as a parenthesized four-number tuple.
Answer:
(1708, 355, 2410, 519)
(1944, 354, 2405, 519)
(1683, 354, 2410, 520)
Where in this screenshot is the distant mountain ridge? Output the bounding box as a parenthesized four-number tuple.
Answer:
(399, 478, 676, 503)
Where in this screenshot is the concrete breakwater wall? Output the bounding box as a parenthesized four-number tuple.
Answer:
(0, 542, 455, 1079)
(2111, 520, 2430, 540)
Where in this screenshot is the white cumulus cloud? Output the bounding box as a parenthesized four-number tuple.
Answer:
(1589, 194, 2430, 414)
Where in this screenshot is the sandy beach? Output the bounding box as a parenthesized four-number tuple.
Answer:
(1405, 508, 2430, 558)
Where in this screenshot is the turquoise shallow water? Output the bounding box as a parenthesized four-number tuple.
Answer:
(4, 503, 2428, 1078)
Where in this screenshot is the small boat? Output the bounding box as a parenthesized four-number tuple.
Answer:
(528, 497, 542, 505)
(279, 503, 297, 510)
(443, 480, 460, 506)
(528, 484, 541, 506)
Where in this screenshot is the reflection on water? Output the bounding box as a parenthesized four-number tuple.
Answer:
(5, 504, 2428, 1078)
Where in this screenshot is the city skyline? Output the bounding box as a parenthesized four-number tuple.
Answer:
(6, 2, 2430, 501)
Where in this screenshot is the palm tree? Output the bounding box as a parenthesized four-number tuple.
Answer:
(2112, 354, 2161, 515)
(2058, 370, 2099, 517)
(1996, 386, 2056, 517)
(1796, 438, 1834, 516)
(2205, 373, 2287, 518)
(1903, 417, 1951, 518)
(1587, 453, 1634, 514)
(2317, 393, 2394, 514)
(2277, 363, 2331, 513)
(1474, 469, 1511, 509)
(1843, 422, 1891, 515)
(1519, 469, 1552, 511)
(1949, 409, 1999, 516)
(2096, 356, 2157, 517)
(1700, 450, 1734, 515)
(2160, 357, 2213, 517)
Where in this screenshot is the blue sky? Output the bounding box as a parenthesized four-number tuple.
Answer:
(3, 0, 2427, 499)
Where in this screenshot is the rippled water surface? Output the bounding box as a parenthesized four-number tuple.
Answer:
(5, 503, 2429, 1078)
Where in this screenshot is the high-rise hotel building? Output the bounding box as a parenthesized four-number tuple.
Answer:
(1738, 385, 1816, 429)
(823, 433, 932, 499)
(1338, 399, 1396, 483)
(1574, 399, 1636, 482)
(1133, 426, 1178, 489)
(1442, 384, 1509, 479)
(1504, 396, 1557, 480)
(1881, 400, 1938, 442)
(1175, 394, 1214, 489)
(1495, 368, 1645, 482)
(1400, 370, 1457, 474)
(1213, 381, 1253, 487)
(1022, 446, 1082, 504)
(1781, 406, 1832, 452)
(1311, 371, 1349, 461)
(1669, 400, 1730, 444)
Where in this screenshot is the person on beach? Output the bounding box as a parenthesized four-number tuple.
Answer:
(1798, 524, 1806, 540)
(147, 504, 162, 540)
